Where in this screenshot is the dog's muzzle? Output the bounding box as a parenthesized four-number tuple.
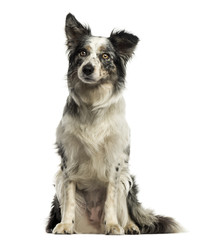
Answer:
(78, 60, 102, 84)
(79, 63, 97, 83)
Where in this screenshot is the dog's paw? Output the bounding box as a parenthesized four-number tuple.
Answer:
(105, 224, 124, 235)
(53, 223, 75, 234)
(124, 222, 140, 234)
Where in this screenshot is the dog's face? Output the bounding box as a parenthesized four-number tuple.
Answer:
(72, 36, 117, 84)
(65, 14, 139, 101)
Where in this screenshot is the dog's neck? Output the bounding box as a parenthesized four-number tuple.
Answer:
(65, 88, 125, 125)
(71, 80, 123, 108)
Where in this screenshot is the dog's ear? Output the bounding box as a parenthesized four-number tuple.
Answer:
(109, 30, 139, 62)
(65, 13, 91, 49)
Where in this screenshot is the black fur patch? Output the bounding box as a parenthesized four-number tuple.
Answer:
(65, 13, 91, 50)
(141, 215, 179, 234)
(109, 30, 139, 63)
(46, 195, 61, 233)
(112, 54, 126, 92)
(63, 97, 79, 117)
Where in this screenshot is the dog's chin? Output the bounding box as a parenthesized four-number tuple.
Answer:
(79, 75, 100, 85)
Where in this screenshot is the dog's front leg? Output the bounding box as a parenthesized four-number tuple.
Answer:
(104, 173, 124, 235)
(53, 181, 76, 234)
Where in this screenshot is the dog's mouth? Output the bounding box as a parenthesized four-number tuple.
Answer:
(79, 76, 98, 84)
(78, 70, 101, 84)
(82, 76, 95, 82)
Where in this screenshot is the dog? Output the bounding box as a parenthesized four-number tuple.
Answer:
(46, 13, 182, 234)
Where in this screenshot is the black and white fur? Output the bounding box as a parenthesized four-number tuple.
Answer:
(46, 13, 182, 234)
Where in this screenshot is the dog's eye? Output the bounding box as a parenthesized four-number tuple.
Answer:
(102, 53, 110, 60)
(79, 50, 87, 57)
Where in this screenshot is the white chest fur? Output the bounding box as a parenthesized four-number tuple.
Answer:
(56, 97, 130, 187)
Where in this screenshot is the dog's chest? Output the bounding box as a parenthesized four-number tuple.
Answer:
(60, 117, 113, 182)
(63, 114, 112, 152)
(77, 122, 110, 148)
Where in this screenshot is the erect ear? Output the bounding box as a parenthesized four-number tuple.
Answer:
(65, 13, 91, 50)
(109, 30, 139, 62)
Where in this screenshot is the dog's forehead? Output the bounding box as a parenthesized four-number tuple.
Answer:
(86, 36, 112, 53)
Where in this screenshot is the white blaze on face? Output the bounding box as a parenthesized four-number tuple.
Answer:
(78, 37, 109, 83)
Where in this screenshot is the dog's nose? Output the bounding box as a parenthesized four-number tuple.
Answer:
(82, 64, 94, 76)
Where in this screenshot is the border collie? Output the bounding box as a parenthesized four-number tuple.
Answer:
(46, 13, 182, 234)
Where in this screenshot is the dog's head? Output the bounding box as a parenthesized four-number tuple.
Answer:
(65, 13, 139, 103)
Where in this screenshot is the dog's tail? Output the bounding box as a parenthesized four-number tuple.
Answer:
(127, 176, 183, 234)
(46, 195, 61, 233)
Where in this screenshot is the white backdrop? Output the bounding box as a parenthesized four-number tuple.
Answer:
(0, 1, 215, 239)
